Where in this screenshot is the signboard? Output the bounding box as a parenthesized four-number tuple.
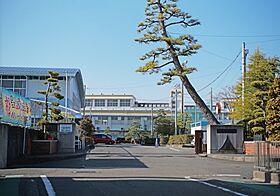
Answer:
(0, 88, 32, 127)
(59, 124, 73, 133)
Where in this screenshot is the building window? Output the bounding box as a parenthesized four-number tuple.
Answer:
(85, 99, 93, 107)
(1, 75, 27, 96)
(2, 80, 13, 88)
(111, 116, 118, 120)
(107, 99, 118, 107)
(95, 99, 105, 107)
(120, 99, 131, 107)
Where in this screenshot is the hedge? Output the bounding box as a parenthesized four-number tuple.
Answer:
(168, 134, 194, 145)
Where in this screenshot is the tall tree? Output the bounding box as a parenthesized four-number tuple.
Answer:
(231, 49, 279, 135)
(135, 0, 219, 125)
(177, 112, 192, 134)
(37, 71, 64, 130)
(266, 76, 280, 141)
(126, 121, 143, 141)
(154, 109, 174, 136)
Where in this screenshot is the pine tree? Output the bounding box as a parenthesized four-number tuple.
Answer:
(135, 0, 219, 125)
(37, 71, 64, 130)
(266, 76, 280, 141)
(154, 109, 174, 136)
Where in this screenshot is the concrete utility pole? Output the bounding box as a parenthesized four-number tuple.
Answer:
(181, 83, 184, 134)
(151, 104, 154, 136)
(241, 42, 248, 106)
(175, 88, 178, 135)
(210, 87, 213, 111)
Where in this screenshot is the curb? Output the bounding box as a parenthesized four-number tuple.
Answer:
(205, 154, 254, 162)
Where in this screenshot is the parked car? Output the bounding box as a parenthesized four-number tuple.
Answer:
(115, 137, 127, 144)
(93, 133, 115, 144)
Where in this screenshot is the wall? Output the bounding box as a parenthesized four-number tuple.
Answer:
(69, 77, 82, 111)
(58, 123, 76, 153)
(207, 125, 244, 154)
(0, 124, 8, 168)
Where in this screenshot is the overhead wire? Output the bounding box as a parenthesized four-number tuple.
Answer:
(197, 50, 241, 92)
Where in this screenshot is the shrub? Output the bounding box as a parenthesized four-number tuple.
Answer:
(160, 136, 169, 144)
(168, 134, 194, 145)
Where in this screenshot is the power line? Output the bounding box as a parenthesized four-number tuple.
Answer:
(197, 50, 242, 92)
(168, 32, 280, 38)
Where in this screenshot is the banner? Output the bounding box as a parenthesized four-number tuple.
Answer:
(0, 88, 32, 127)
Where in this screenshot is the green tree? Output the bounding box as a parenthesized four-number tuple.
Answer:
(126, 121, 143, 142)
(154, 110, 174, 136)
(231, 49, 279, 135)
(136, 0, 219, 125)
(104, 127, 110, 135)
(80, 117, 95, 137)
(177, 112, 192, 134)
(37, 71, 64, 132)
(266, 76, 280, 141)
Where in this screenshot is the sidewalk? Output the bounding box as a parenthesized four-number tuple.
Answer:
(199, 153, 255, 162)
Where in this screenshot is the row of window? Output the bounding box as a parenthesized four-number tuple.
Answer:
(92, 116, 150, 125)
(85, 99, 131, 107)
(0, 75, 66, 81)
(0, 78, 27, 96)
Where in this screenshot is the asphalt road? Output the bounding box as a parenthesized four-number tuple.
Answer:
(1, 144, 279, 196)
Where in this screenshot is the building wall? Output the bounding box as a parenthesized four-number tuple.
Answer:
(85, 95, 171, 137)
(68, 77, 82, 111)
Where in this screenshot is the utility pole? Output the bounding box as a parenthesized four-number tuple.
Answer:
(241, 42, 248, 106)
(181, 83, 184, 134)
(242, 42, 249, 138)
(151, 104, 154, 136)
(210, 87, 213, 112)
(175, 88, 178, 135)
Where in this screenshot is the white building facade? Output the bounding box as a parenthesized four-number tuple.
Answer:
(84, 94, 171, 137)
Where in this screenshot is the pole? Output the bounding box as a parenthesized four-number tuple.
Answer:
(151, 104, 154, 136)
(23, 127, 26, 155)
(241, 42, 248, 106)
(65, 72, 68, 121)
(210, 88, 213, 112)
(242, 42, 248, 138)
(181, 83, 184, 134)
(175, 88, 178, 135)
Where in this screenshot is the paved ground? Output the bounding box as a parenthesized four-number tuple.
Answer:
(1, 144, 279, 196)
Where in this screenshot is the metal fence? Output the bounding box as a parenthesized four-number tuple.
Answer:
(255, 141, 280, 171)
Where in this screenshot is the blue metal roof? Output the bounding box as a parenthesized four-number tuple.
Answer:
(0, 66, 80, 77)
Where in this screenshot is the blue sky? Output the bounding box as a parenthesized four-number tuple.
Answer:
(1, 0, 279, 104)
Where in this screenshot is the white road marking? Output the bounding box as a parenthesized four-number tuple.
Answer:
(72, 177, 186, 181)
(4, 175, 24, 178)
(40, 175, 56, 196)
(185, 176, 248, 196)
(169, 148, 181, 152)
(215, 174, 241, 177)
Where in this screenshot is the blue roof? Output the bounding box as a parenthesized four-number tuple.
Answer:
(0, 66, 80, 77)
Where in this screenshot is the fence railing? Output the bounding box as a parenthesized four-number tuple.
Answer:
(255, 141, 280, 171)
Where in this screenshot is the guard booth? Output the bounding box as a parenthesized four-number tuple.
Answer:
(207, 125, 244, 154)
